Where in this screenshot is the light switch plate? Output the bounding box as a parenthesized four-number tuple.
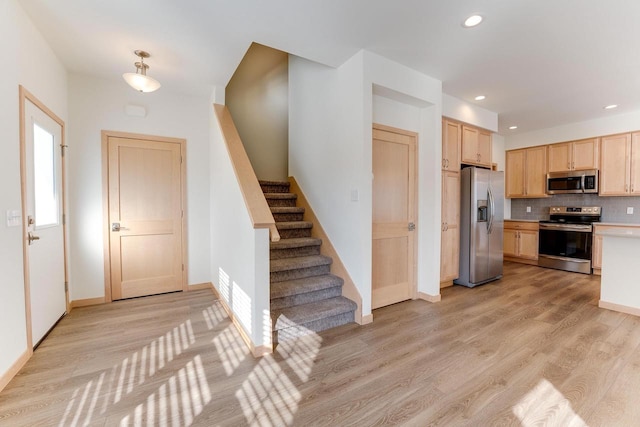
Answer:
(351, 189, 359, 202)
(526, 206, 532, 213)
(627, 207, 634, 215)
(6, 210, 21, 227)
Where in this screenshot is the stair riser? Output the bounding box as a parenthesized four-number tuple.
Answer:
(270, 245, 321, 260)
(271, 286, 343, 310)
(272, 311, 355, 344)
(277, 228, 312, 239)
(266, 198, 297, 208)
(260, 184, 290, 193)
(272, 212, 305, 222)
(271, 265, 331, 283)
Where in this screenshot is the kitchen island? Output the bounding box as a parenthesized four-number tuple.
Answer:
(597, 227, 640, 316)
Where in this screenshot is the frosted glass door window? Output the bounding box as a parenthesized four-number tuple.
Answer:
(33, 123, 59, 227)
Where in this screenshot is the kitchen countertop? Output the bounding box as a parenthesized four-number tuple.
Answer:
(595, 222, 640, 227)
(596, 228, 640, 239)
(504, 219, 540, 223)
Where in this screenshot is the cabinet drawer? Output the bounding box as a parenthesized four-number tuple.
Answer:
(504, 221, 539, 231)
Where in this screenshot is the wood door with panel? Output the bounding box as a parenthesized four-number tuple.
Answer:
(505, 149, 525, 198)
(547, 142, 572, 173)
(440, 171, 460, 285)
(107, 135, 185, 300)
(600, 134, 630, 195)
(372, 125, 417, 309)
(461, 126, 479, 165)
(477, 131, 492, 168)
(630, 133, 640, 194)
(524, 145, 548, 197)
(442, 119, 461, 171)
(572, 138, 599, 170)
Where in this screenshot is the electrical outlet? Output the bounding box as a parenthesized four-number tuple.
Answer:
(627, 207, 634, 215)
(526, 206, 531, 213)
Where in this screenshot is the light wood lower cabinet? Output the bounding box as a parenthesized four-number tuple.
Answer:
(504, 221, 539, 264)
(592, 224, 640, 274)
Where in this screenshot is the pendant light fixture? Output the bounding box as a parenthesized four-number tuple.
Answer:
(122, 50, 161, 93)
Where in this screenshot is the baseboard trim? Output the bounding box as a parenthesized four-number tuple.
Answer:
(599, 300, 640, 317)
(70, 297, 106, 309)
(188, 282, 213, 291)
(361, 314, 373, 325)
(0, 349, 31, 392)
(417, 291, 441, 303)
(209, 283, 272, 358)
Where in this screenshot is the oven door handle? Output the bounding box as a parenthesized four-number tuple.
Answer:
(539, 223, 592, 231)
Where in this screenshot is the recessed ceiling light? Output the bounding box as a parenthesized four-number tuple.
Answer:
(475, 95, 486, 101)
(604, 104, 618, 110)
(509, 126, 518, 130)
(463, 15, 483, 28)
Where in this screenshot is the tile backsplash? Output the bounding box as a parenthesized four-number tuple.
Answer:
(510, 194, 640, 223)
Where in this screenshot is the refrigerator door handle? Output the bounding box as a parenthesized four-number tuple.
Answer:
(487, 186, 495, 234)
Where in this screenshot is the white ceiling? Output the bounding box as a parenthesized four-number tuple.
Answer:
(19, 0, 640, 135)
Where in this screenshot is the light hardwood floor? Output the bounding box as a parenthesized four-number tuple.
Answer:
(1, 262, 639, 426)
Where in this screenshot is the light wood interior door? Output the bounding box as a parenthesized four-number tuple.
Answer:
(440, 171, 460, 283)
(372, 124, 417, 310)
(106, 134, 185, 300)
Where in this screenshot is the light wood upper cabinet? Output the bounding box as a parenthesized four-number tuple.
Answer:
(440, 170, 460, 285)
(442, 119, 461, 171)
(461, 125, 492, 168)
(505, 146, 548, 198)
(548, 138, 599, 172)
(599, 133, 640, 196)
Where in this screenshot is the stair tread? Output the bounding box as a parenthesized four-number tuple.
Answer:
(271, 274, 344, 299)
(276, 221, 313, 230)
(270, 255, 332, 272)
(270, 206, 305, 213)
(270, 237, 321, 250)
(272, 297, 357, 330)
(264, 193, 297, 199)
(259, 180, 290, 186)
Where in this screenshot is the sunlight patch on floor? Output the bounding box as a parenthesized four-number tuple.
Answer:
(236, 318, 323, 426)
(58, 318, 198, 426)
(202, 303, 226, 330)
(513, 379, 588, 426)
(119, 355, 212, 427)
(213, 325, 249, 376)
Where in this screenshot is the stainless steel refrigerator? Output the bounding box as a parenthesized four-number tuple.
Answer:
(454, 167, 504, 288)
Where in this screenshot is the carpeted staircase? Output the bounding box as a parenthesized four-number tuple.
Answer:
(260, 180, 357, 343)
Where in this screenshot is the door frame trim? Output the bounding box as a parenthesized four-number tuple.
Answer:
(19, 85, 69, 351)
(101, 130, 188, 302)
(371, 123, 419, 308)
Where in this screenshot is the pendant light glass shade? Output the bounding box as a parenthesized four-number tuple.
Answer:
(122, 72, 161, 92)
(123, 50, 161, 93)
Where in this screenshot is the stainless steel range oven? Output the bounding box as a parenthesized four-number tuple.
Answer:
(538, 206, 601, 274)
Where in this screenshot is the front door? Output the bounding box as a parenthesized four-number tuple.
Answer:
(23, 95, 67, 347)
(372, 124, 417, 309)
(105, 132, 186, 300)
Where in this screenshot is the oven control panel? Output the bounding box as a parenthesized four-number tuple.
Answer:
(549, 206, 601, 215)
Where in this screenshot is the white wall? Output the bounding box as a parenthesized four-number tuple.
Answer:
(0, 0, 68, 385)
(443, 93, 498, 132)
(505, 110, 640, 149)
(67, 74, 211, 301)
(226, 44, 289, 181)
(290, 50, 442, 317)
(209, 106, 271, 349)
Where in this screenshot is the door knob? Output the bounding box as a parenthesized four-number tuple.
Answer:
(111, 222, 129, 232)
(28, 232, 40, 245)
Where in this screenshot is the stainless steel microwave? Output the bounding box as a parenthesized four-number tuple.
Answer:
(547, 169, 598, 194)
